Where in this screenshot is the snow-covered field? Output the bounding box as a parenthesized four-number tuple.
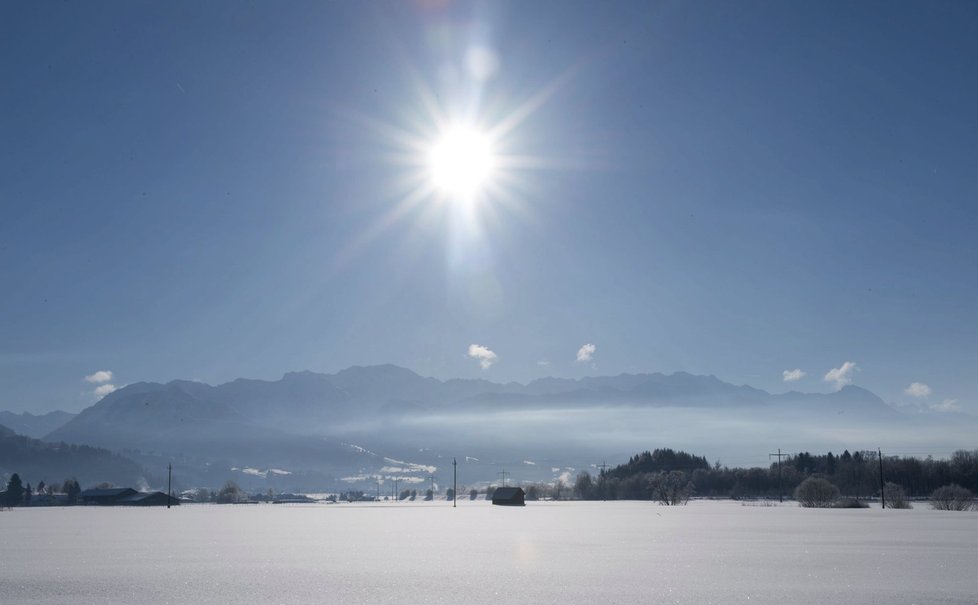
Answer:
(1, 500, 976, 604)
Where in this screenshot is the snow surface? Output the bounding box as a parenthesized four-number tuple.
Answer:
(1, 500, 976, 604)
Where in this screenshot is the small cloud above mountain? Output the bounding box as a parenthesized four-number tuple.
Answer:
(467, 344, 498, 370)
(84, 370, 113, 384)
(576, 343, 596, 363)
(824, 361, 857, 390)
(85, 370, 118, 399)
(930, 398, 959, 412)
(905, 382, 932, 398)
(782, 369, 806, 382)
(93, 384, 117, 398)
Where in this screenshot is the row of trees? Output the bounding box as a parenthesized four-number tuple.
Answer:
(772, 449, 978, 498)
(794, 476, 974, 510)
(1, 473, 81, 507)
(570, 448, 978, 504)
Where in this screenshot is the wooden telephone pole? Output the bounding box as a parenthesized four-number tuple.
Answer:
(453, 458, 457, 508)
(769, 449, 787, 503)
(596, 462, 609, 501)
(878, 447, 886, 509)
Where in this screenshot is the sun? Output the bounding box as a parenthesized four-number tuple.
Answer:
(427, 126, 495, 200)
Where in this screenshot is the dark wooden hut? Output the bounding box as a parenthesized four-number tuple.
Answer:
(491, 487, 525, 506)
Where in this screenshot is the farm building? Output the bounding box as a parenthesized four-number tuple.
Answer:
(80, 488, 178, 506)
(118, 491, 180, 506)
(491, 487, 525, 506)
(80, 488, 138, 505)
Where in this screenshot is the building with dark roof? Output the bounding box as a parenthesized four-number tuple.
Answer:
(118, 491, 179, 506)
(80, 488, 137, 505)
(491, 486, 525, 506)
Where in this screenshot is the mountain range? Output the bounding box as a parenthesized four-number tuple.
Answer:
(0, 410, 76, 439)
(5, 365, 975, 492)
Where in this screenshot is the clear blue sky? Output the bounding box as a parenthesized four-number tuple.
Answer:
(2, 1, 976, 413)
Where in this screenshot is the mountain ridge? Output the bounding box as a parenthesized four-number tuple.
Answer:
(17, 365, 974, 491)
(0, 410, 76, 438)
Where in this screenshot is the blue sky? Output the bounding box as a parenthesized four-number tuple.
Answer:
(2, 1, 976, 414)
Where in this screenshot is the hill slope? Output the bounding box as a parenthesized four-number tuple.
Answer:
(0, 423, 146, 489)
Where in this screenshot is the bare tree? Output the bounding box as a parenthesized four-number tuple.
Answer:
(572, 472, 593, 500)
(650, 471, 694, 506)
(930, 484, 974, 511)
(883, 482, 912, 509)
(217, 481, 245, 504)
(794, 477, 840, 508)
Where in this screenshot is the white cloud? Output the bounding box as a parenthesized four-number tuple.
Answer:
(467, 344, 498, 370)
(782, 369, 806, 382)
(930, 398, 959, 412)
(536, 360, 551, 367)
(904, 382, 932, 398)
(576, 343, 596, 363)
(93, 384, 117, 398)
(824, 361, 858, 390)
(84, 370, 113, 384)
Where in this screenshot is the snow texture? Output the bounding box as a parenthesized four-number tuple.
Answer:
(1, 500, 976, 603)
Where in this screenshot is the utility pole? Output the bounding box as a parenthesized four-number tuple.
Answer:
(376, 479, 381, 501)
(453, 458, 457, 508)
(428, 475, 436, 498)
(878, 447, 885, 509)
(596, 462, 609, 501)
(769, 449, 787, 503)
(497, 469, 509, 487)
(167, 463, 172, 509)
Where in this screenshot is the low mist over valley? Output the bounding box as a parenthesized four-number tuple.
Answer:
(5, 365, 974, 492)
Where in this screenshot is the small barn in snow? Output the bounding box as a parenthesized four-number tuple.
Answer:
(491, 487, 525, 506)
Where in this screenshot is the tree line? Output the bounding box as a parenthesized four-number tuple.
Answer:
(1, 473, 82, 507)
(572, 448, 978, 502)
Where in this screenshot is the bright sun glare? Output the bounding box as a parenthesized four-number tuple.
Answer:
(428, 127, 495, 199)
